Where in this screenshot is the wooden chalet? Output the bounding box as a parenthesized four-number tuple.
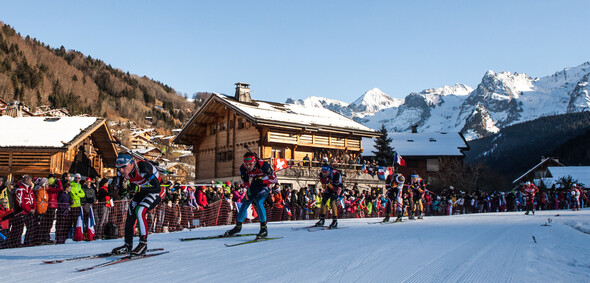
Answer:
(134, 147, 163, 161)
(512, 157, 564, 186)
(164, 162, 192, 183)
(365, 131, 470, 178)
(174, 83, 380, 190)
(0, 116, 118, 181)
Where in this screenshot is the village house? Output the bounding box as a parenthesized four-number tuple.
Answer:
(512, 157, 564, 186)
(366, 128, 470, 180)
(174, 83, 381, 191)
(0, 116, 118, 181)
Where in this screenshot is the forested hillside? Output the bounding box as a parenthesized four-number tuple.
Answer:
(465, 111, 590, 188)
(0, 22, 197, 132)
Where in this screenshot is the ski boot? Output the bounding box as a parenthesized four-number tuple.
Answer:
(418, 212, 424, 219)
(257, 222, 268, 238)
(315, 216, 325, 227)
(131, 237, 147, 256)
(224, 222, 242, 237)
(525, 211, 529, 215)
(396, 211, 403, 222)
(382, 216, 390, 222)
(328, 218, 338, 229)
(111, 242, 132, 255)
(409, 214, 415, 220)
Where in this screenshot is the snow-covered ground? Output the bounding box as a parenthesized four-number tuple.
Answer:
(2, 209, 590, 282)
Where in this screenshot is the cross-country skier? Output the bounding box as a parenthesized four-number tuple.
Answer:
(111, 153, 164, 255)
(521, 181, 538, 215)
(225, 152, 278, 238)
(410, 173, 426, 219)
(383, 173, 405, 222)
(315, 164, 344, 228)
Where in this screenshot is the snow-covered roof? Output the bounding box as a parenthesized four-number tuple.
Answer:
(134, 147, 161, 154)
(512, 157, 563, 184)
(545, 166, 590, 188)
(0, 116, 101, 148)
(363, 132, 469, 157)
(218, 94, 375, 134)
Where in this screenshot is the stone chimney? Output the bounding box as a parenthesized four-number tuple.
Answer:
(234, 82, 252, 103)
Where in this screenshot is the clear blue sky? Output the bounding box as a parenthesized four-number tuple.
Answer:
(2, 1, 589, 102)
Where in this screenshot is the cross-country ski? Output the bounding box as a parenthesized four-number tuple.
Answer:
(224, 237, 283, 247)
(75, 251, 170, 272)
(179, 234, 257, 241)
(42, 248, 165, 264)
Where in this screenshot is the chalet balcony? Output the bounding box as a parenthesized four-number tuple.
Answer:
(268, 158, 381, 184)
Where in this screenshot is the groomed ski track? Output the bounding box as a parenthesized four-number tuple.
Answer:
(1, 209, 589, 282)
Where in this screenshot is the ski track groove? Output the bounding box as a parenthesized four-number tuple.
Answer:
(398, 225, 499, 283)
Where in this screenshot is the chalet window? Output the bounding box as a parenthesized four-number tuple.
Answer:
(426, 158, 440, 172)
(220, 121, 226, 131)
(216, 150, 233, 162)
(229, 119, 234, 129)
(272, 147, 284, 159)
(210, 124, 217, 135)
(238, 118, 247, 129)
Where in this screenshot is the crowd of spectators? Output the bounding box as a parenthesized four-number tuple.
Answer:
(0, 172, 587, 250)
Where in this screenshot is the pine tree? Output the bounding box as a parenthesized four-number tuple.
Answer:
(372, 124, 394, 166)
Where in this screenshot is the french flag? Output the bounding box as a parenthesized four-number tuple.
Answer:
(73, 207, 84, 241)
(86, 206, 96, 241)
(285, 206, 292, 217)
(394, 152, 406, 166)
(377, 167, 388, 180)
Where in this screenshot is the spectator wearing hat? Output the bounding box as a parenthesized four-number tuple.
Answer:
(0, 198, 12, 247)
(6, 175, 36, 248)
(69, 173, 86, 209)
(37, 175, 62, 245)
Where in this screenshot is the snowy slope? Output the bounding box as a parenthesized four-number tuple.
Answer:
(2, 209, 590, 282)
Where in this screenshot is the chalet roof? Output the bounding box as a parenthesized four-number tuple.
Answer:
(175, 93, 377, 144)
(512, 157, 564, 184)
(363, 132, 469, 157)
(544, 166, 590, 188)
(0, 116, 118, 166)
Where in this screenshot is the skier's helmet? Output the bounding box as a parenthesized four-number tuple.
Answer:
(115, 154, 133, 168)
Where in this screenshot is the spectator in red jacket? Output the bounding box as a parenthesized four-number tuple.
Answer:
(5, 175, 37, 248)
(0, 198, 12, 247)
(196, 186, 209, 208)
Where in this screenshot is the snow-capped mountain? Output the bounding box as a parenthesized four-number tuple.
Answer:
(286, 62, 590, 140)
(348, 88, 404, 118)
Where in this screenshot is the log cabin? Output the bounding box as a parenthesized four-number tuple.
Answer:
(174, 83, 382, 191)
(0, 116, 118, 181)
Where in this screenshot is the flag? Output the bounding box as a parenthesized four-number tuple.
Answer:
(360, 163, 367, 173)
(377, 166, 391, 180)
(273, 158, 289, 171)
(248, 204, 258, 220)
(86, 206, 96, 241)
(285, 206, 292, 217)
(74, 207, 84, 241)
(394, 152, 406, 166)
